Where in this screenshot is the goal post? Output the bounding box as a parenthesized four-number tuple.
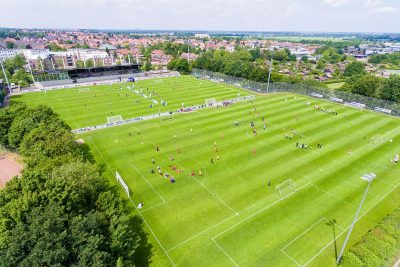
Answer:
(205, 98, 216, 107)
(78, 88, 90, 93)
(116, 171, 130, 197)
(275, 179, 297, 200)
(107, 115, 123, 123)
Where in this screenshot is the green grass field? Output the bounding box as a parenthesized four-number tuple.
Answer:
(14, 76, 400, 266)
(12, 76, 249, 129)
(327, 82, 345, 90)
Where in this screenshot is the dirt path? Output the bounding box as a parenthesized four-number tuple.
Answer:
(0, 152, 23, 188)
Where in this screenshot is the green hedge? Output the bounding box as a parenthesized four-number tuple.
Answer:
(342, 208, 400, 266)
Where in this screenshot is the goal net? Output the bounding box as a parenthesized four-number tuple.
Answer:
(116, 171, 130, 197)
(79, 88, 90, 93)
(275, 179, 297, 200)
(107, 115, 123, 123)
(369, 134, 388, 145)
(205, 98, 216, 107)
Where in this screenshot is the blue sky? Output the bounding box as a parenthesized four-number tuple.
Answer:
(0, 0, 399, 32)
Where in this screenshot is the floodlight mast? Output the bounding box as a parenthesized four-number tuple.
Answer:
(337, 173, 376, 264)
(0, 58, 11, 92)
(266, 38, 275, 93)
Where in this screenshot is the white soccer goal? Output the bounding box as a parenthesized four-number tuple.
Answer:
(369, 134, 388, 145)
(107, 115, 123, 123)
(275, 179, 297, 200)
(205, 98, 216, 107)
(79, 88, 90, 93)
(116, 171, 130, 197)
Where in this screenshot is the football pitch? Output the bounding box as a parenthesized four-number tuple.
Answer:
(15, 76, 400, 266)
(11, 76, 249, 129)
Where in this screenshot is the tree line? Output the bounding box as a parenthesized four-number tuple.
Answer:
(368, 52, 400, 66)
(172, 48, 327, 87)
(339, 61, 400, 103)
(169, 47, 400, 103)
(0, 104, 152, 266)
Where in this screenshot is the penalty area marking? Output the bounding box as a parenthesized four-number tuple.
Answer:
(285, 177, 400, 267)
(281, 217, 345, 267)
(87, 137, 176, 267)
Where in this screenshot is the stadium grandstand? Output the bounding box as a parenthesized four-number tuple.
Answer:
(33, 64, 142, 88)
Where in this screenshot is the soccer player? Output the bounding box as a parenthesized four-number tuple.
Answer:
(138, 202, 144, 209)
(393, 154, 399, 164)
(156, 145, 159, 152)
(253, 148, 256, 155)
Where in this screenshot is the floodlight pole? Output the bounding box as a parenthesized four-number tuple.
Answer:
(187, 38, 190, 63)
(27, 60, 36, 83)
(0, 58, 11, 92)
(337, 175, 374, 264)
(266, 40, 274, 94)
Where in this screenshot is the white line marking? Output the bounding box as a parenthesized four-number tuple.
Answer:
(281, 248, 302, 267)
(280, 217, 346, 266)
(88, 137, 176, 267)
(212, 182, 313, 240)
(212, 238, 240, 267)
(281, 218, 328, 251)
(303, 179, 400, 266)
(145, 138, 239, 215)
(168, 213, 238, 252)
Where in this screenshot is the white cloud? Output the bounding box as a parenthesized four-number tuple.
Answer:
(364, 0, 397, 13)
(286, 3, 310, 15)
(0, 0, 399, 32)
(322, 0, 347, 7)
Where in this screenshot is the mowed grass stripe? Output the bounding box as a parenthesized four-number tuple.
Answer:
(40, 77, 399, 267)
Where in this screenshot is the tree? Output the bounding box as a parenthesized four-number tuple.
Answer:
(142, 61, 152, 71)
(105, 47, 110, 56)
(167, 58, 191, 74)
(6, 41, 15, 49)
(300, 56, 309, 63)
(47, 42, 66, 52)
(351, 75, 383, 97)
(344, 61, 366, 77)
(1, 55, 31, 86)
(75, 60, 85, 68)
(381, 75, 400, 102)
(0, 104, 152, 266)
